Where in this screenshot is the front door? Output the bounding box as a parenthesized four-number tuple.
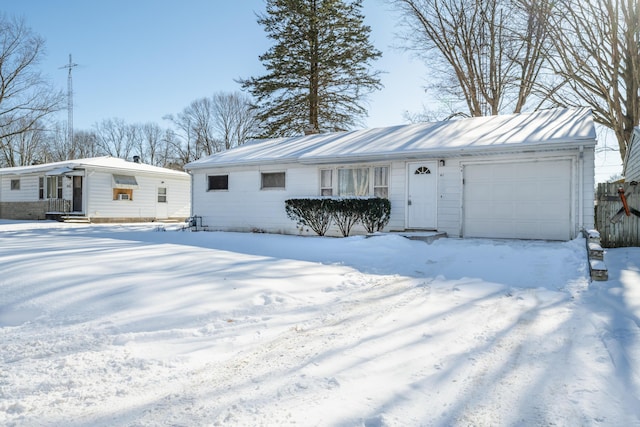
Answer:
(407, 162, 438, 229)
(156, 186, 168, 219)
(72, 176, 83, 212)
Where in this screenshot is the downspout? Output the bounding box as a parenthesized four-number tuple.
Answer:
(578, 145, 584, 235)
(187, 169, 194, 218)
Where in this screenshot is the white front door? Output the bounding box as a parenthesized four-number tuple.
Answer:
(407, 162, 438, 229)
(156, 186, 168, 219)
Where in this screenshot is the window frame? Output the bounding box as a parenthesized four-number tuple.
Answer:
(157, 187, 167, 203)
(320, 169, 333, 196)
(373, 166, 389, 198)
(10, 179, 20, 191)
(323, 165, 389, 198)
(45, 176, 63, 199)
(207, 174, 229, 191)
(260, 171, 286, 190)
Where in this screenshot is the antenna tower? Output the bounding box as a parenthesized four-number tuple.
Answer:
(60, 54, 78, 145)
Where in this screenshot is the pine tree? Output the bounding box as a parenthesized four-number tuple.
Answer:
(240, 0, 382, 137)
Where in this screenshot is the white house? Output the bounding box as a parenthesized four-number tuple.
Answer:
(184, 108, 597, 240)
(0, 156, 190, 222)
(623, 127, 640, 182)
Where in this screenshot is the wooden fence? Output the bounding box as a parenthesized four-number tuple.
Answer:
(595, 182, 640, 247)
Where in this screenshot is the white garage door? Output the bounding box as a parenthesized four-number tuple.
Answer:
(463, 160, 572, 240)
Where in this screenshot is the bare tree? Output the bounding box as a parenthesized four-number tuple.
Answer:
(139, 122, 166, 166)
(212, 91, 258, 149)
(73, 130, 100, 159)
(94, 118, 134, 159)
(393, 0, 553, 117)
(0, 119, 47, 166)
(548, 0, 639, 161)
(165, 98, 220, 161)
(0, 15, 64, 146)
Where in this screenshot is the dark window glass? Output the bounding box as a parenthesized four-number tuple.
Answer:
(208, 175, 229, 191)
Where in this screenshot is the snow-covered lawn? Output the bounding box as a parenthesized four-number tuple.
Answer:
(0, 220, 638, 426)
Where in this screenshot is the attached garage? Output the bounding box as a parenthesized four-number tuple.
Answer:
(463, 159, 573, 240)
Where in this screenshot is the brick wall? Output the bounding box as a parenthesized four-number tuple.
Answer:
(0, 201, 48, 220)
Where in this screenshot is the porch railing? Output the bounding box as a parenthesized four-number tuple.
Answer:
(47, 198, 71, 213)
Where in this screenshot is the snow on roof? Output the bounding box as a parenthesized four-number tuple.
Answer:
(0, 156, 189, 177)
(185, 108, 596, 170)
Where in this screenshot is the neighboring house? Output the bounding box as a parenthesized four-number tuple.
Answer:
(184, 108, 597, 240)
(0, 156, 190, 222)
(623, 127, 640, 182)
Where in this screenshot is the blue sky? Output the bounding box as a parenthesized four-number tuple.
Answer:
(3, 0, 430, 131)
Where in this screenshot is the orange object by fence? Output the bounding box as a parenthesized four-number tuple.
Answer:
(618, 187, 631, 216)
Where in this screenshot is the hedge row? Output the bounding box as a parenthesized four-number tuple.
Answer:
(285, 197, 391, 237)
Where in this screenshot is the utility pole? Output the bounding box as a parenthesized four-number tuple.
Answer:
(60, 54, 78, 146)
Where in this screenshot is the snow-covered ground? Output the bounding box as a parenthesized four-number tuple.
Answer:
(0, 220, 638, 427)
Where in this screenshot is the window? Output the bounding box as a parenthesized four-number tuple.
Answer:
(10, 179, 20, 190)
(113, 188, 133, 200)
(374, 166, 389, 198)
(157, 187, 167, 203)
(261, 172, 285, 189)
(320, 169, 333, 196)
(113, 175, 138, 186)
(45, 176, 63, 199)
(338, 168, 370, 196)
(207, 175, 229, 191)
(39, 177, 44, 199)
(326, 166, 389, 198)
(414, 166, 431, 175)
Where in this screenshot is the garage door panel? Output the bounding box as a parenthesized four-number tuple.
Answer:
(464, 160, 572, 240)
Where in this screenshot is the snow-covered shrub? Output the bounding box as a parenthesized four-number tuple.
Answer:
(285, 197, 391, 236)
(285, 198, 333, 236)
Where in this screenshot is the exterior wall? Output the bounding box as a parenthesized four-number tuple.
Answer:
(85, 169, 190, 221)
(0, 201, 48, 220)
(191, 146, 595, 240)
(0, 174, 40, 202)
(191, 163, 317, 234)
(0, 174, 46, 220)
(0, 169, 190, 222)
(625, 129, 640, 182)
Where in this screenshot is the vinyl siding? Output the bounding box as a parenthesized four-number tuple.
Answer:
(86, 170, 190, 220)
(626, 130, 640, 182)
(0, 174, 39, 202)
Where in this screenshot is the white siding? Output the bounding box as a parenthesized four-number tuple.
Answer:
(625, 129, 640, 182)
(0, 174, 39, 202)
(437, 164, 463, 237)
(387, 161, 406, 231)
(86, 170, 190, 220)
(192, 164, 318, 234)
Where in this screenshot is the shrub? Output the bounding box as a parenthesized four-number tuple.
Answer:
(285, 198, 333, 236)
(360, 197, 391, 233)
(328, 198, 362, 237)
(285, 197, 391, 237)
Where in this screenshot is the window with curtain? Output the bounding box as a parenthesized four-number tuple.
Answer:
(374, 166, 389, 198)
(320, 169, 333, 196)
(338, 168, 370, 196)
